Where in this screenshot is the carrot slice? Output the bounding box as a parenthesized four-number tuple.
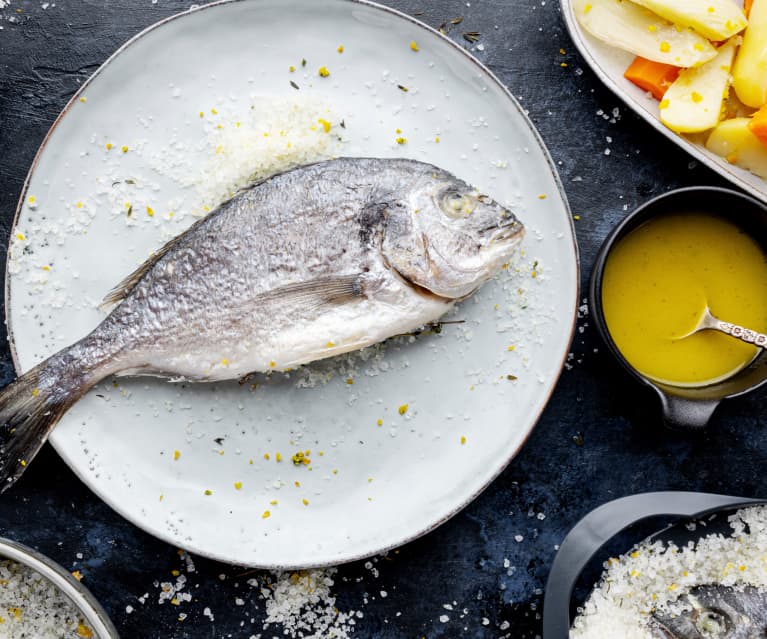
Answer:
(748, 104, 767, 148)
(624, 56, 681, 101)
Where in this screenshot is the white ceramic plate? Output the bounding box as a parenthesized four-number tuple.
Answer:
(6, 0, 577, 567)
(560, 0, 767, 204)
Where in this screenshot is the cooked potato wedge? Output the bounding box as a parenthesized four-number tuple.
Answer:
(732, 0, 767, 108)
(660, 38, 738, 133)
(629, 0, 747, 41)
(706, 117, 767, 178)
(574, 0, 718, 67)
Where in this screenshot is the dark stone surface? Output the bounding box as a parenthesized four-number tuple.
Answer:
(0, 1, 763, 638)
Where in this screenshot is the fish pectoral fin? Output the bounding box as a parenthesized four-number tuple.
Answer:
(261, 274, 365, 309)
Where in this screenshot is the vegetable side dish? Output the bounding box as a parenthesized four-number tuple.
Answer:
(575, 0, 767, 179)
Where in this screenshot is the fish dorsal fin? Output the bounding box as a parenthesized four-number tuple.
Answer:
(100, 216, 210, 310)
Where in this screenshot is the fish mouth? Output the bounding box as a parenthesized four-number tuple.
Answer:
(488, 220, 524, 244)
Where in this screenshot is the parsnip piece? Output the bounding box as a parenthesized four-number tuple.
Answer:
(629, 0, 747, 41)
(660, 38, 738, 133)
(706, 117, 767, 178)
(574, 0, 717, 67)
(732, 0, 767, 108)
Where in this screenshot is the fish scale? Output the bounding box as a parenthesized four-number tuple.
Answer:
(0, 157, 523, 490)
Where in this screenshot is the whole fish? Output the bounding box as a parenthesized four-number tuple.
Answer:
(651, 584, 767, 639)
(0, 157, 523, 489)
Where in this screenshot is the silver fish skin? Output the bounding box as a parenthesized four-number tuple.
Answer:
(0, 157, 523, 488)
(651, 585, 767, 639)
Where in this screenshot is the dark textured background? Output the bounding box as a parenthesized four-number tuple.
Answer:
(0, 1, 764, 638)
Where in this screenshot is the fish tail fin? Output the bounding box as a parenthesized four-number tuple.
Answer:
(0, 353, 100, 492)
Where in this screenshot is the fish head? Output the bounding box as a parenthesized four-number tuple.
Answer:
(651, 585, 767, 639)
(381, 169, 524, 299)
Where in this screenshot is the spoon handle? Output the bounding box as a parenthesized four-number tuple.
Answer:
(709, 317, 767, 348)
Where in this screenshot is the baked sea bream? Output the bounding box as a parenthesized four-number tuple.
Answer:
(0, 157, 524, 489)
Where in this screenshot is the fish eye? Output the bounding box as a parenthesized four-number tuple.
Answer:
(441, 190, 474, 219)
(695, 610, 728, 637)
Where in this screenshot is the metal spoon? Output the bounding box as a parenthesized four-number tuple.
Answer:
(682, 306, 767, 347)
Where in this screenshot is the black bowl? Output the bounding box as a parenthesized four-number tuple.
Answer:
(542, 491, 766, 639)
(589, 186, 767, 429)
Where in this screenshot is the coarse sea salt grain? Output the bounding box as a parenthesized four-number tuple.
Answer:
(260, 569, 358, 639)
(0, 559, 93, 638)
(571, 505, 767, 639)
